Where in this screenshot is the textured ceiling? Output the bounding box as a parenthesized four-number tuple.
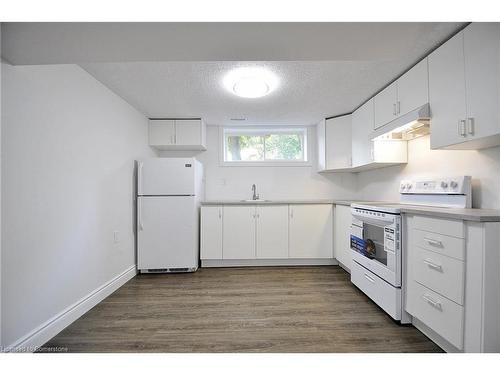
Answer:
(80, 57, 440, 126)
(2, 22, 466, 125)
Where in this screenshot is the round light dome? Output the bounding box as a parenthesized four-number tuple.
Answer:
(233, 77, 269, 98)
(223, 67, 278, 99)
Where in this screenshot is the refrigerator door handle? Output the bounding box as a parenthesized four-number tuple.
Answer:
(137, 161, 144, 195)
(138, 198, 144, 231)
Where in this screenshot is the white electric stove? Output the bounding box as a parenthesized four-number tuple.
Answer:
(349, 176, 472, 323)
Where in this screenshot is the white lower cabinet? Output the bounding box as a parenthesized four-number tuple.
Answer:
(405, 214, 500, 352)
(222, 206, 256, 259)
(256, 205, 289, 259)
(333, 204, 352, 271)
(201, 204, 334, 264)
(200, 206, 223, 260)
(289, 204, 333, 258)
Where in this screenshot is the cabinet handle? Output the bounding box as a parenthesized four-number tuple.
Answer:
(218, 208, 222, 219)
(467, 117, 475, 135)
(393, 103, 397, 116)
(458, 119, 466, 137)
(290, 208, 294, 219)
(397, 101, 401, 115)
(422, 294, 442, 310)
(364, 273, 375, 283)
(424, 237, 443, 247)
(423, 258, 443, 271)
(137, 161, 144, 195)
(138, 199, 143, 231)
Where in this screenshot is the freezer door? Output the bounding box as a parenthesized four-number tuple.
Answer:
(138, 158, 196, 196)
(137, 196, 198, 270)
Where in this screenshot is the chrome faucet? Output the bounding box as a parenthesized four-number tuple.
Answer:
(252, 184, 260, 200)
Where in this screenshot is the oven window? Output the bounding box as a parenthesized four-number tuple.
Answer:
(351, 222, 387, 266)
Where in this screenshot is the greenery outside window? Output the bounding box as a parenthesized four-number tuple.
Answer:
(222, 127, 309, 165)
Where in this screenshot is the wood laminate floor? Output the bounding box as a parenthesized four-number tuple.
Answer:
(41, 266, 442, 353)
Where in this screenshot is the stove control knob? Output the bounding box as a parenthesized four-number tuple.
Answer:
(450, 181, 459, 189)
(400, 183, 406, 190)
(406, 183, 412, 190)
(441, 181, 448, 189)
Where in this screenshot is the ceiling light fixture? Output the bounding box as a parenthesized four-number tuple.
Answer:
(223, 67, 279, 99)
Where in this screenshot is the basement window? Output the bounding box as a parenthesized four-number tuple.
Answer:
(222, 127, 309, 166)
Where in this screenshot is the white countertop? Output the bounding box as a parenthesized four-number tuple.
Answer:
(201, 199, 500, 222)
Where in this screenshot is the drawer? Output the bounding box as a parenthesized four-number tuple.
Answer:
(413, 247, 465, 304)
(413, 228, 465, 261)
(407, 280, 464, 349)
(351, 261, 401, 321)
(413, 215, 464, 238)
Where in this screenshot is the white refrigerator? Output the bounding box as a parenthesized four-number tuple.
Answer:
(137, 158, 204, 273)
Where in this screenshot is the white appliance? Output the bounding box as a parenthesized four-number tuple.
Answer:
(350, 176, 472, 323)
(137, 158, 204, 273)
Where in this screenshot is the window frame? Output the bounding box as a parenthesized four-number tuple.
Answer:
(219, 126, 312, 167)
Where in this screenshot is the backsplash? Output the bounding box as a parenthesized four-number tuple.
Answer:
(356, 135, 500, 209)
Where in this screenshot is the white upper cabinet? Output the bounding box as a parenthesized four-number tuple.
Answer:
(374, 82, 398, 130)
(397, 58, 429, 116)
(351, 99, 375, 167)
(430, 23, 500, 150)
(256, 205, 289, 259)
(374, 58, 429, 130)
(325, 115, 352, 169)
(149, 120, 175, 146)
(429, 31, 468, 149)
(463, 23, 500, 143)
(175, 119, 204, 146)
(149, 119, 207, 150)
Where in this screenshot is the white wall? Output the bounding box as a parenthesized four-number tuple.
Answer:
(1, 63, 156, 347)
(356, 135, 500, 209)
(167, 125, 358, 201)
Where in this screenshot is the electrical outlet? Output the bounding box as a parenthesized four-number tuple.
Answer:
(113, 230, 120, 244)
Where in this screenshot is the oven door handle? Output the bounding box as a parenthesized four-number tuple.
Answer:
(352, 214, 394, 227)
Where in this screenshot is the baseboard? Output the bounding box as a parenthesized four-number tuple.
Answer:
(4, 265, 137, 352)
(201, 258, 338, 267)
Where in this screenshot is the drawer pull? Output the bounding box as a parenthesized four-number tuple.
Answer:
(364, 273, 375, 283)
(422, 294, 442, 311)
(423, 258, 443, 271)
(424, 237, 443, 247)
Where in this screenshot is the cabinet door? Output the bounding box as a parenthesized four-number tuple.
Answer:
(289, 204, 333, 259)
(325, 115, 352, 169)
(333, 205, 352, 271)
(149, 120, 175, 146)
(175, 119, 202, 146)
(374, 82, 398, 129)
(464, 23, 500, 140)
(256, 205, 289, 259)
(351, 99, 375, 167)
(222, 206, 256, 259)
(428, 31, 468, 149)
(317, 119, 326, 171)
(398, 58, 429, 116)
(201, 206, 223, 260)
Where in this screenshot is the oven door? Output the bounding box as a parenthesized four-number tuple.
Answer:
(350, 214, 401, 287)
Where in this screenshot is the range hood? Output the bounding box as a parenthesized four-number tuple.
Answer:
(371, 103, 430, 141)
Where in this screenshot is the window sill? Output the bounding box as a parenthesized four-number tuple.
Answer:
(220, 161, 312, 167)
